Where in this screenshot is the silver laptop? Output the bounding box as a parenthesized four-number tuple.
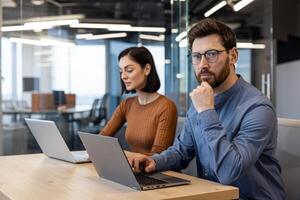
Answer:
(78, 132, 190, 190)
(25, 118, 90, 163)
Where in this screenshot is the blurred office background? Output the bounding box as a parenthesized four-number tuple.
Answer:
(0, 0, 299, 160)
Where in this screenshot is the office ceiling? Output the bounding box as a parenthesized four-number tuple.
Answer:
(3, 0, 166, 26)
(2, 0, 269, 41)
(2, 0, 168, 41)
(189, 0, 270, 41)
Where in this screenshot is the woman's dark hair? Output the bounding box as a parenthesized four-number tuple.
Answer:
(118, 46, 161, 94)
(188, 18, 236, 51)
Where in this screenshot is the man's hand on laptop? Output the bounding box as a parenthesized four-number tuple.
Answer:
(128, 154, 156, 173)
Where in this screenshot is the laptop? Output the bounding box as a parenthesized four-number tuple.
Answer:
(25, 118, 90, 163)
(78, 132, 190, 190)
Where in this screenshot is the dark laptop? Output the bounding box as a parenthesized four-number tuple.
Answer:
(78, 132, 190, 190)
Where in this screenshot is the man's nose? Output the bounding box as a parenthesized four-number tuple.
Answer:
(195, 56, 209, 71)
(199, 55, 209, 66)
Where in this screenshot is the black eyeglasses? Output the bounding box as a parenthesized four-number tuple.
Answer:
(190, 49, 227, 65)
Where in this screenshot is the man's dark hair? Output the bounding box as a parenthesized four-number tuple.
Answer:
(188, 18, 237, 51)
(118, 46, 160, 94)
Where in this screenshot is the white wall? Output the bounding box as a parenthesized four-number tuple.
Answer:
(277, 118, 300, 200)
(276, 60, 300, 119)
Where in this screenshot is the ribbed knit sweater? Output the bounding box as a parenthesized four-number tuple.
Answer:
(100, 95, 177, 155)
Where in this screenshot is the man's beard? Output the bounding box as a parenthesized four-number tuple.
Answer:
(194, 58, 230, 88)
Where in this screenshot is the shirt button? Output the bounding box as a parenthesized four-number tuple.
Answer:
(204, 169, 208, 177)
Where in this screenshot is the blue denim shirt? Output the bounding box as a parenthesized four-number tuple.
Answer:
(152, 76, 286, 200)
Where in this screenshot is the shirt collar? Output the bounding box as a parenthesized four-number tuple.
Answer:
(214, 74, 243, 109)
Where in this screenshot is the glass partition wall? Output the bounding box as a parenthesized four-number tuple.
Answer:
(0, 0, 167, 155)
(171, 0, 274, 115)
(190, 0, 273, 96)
(0, 1, 3, 155)
(167, 0, 190, 116)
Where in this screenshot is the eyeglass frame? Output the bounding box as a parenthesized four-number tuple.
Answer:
(189, 49, 227, 65)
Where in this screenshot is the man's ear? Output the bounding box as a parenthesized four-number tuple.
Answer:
(144, 63, 151, 76)
(229, 47, 238, 65)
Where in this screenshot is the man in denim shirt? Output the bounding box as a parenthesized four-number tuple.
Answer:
(129, 18, 286, 200)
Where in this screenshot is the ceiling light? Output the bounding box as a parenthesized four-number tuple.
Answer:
(2, 19, 78, 32)
(9, 38, 48, 46)
(85, 33, 127, 40)
(165, 59, 171, 64)
(33, 29, 43, 33)
(24, 19, 79, 27)
(9, 37, 76, 47)
(204, 1, 227, 17)
(175, 31, 187, 42)
(70, 23, 131, 29)
(176, 73, 184, 79)
(76, 34, 93, 39)
(179, 38, 188, 48)
(26, 14, 84, 23)
(171, 0, 186, 4)
(31, 0, 45, 5)
(70, 23, 166, 33)
(139, 34, 165, 41)
(108, 26, 166, 33)
(2, 15, 83, 32)
(2, 24, 53, 32)
(172, 29, 179, 33)
(233, 0, 254, 12)
(237, 42, 265, 49)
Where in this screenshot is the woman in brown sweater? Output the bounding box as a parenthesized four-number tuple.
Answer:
(100, 46, 177, 156)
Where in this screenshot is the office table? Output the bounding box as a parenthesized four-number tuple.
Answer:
(3, 106, 91, 149)
(0, 153, 239, 200)
(2, 105, 91, 122)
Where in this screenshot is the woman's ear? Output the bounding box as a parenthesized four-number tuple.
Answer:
(144, 63, 151, 76)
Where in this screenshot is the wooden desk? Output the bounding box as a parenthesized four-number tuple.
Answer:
(2, 105, 91, 119)
(0, 154, 238, 200)
(2, 105, 91, 134)
(3, 106, 91, 151)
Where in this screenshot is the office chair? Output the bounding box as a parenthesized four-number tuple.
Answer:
(87, 98, 101, 125)
(79, 94, 108, 134)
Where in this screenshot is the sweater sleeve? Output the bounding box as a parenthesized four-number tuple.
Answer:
(149, 100, 178, 155)
(100, 100, 126, 137)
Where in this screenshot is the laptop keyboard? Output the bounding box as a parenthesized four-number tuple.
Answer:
(135, 173, 167, 186)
